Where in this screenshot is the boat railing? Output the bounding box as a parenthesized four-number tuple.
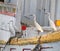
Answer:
(0, 2, 16, 16)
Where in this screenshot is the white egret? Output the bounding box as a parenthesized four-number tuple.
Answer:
(33, 14, 44, 33)
(46, 12, 57, 31)
(9, 20, 21, 37)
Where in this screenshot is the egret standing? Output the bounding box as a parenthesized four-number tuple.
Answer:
(33, 14, 44, 34)
(45, 12, 57, 31)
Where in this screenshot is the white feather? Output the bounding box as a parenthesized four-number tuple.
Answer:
(9, 21, 20, 37)
(33, 14, 43, 32)
(9, 21, 15, 37)
(47, 12, 57, 31)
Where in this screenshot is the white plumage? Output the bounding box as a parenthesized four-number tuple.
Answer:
(33, 14, 43, 32)
(9, 21, 15, 37)
(9, 20, 20, 37)
(47, 12, 57, 31)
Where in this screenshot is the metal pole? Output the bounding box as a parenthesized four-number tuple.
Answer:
(15, 0, 22, 32)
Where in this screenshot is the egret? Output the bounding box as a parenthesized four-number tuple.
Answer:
(33, 14, 43, 34)
(46, 12, 57, 31)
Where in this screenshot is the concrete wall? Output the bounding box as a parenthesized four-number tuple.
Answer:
(36, 0, 50, 26)
(50, 0, 56, 21)
(10, 0, 17, 4)
(29, 0, 37, 14)
(56, 0, 60, 20)
(21, 0, 37, 26)
(4, 0, 17, 5)
(4, 0, 60, 26)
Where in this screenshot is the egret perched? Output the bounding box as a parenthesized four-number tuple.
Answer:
(33, 14, 43, 33)
(46, 12, 57, 31)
